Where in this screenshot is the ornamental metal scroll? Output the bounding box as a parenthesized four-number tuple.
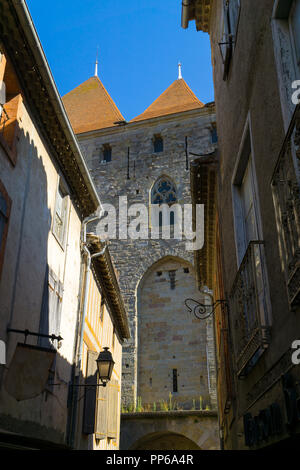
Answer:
(185, 293, 228, 320)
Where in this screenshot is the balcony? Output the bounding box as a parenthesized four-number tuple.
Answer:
(271, 104, 300, 308)
(230, 241, 271, 377)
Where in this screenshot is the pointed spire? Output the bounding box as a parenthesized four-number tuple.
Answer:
(95, 46, 99, 77)
(178, 62, 182, 80)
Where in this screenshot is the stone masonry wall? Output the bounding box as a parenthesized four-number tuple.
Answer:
(77, 107, 217, 407)
(138, 257, 211, 410)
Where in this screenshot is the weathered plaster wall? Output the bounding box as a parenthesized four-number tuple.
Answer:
(208, 0, 300, 450)
(0, 96, 82, 445)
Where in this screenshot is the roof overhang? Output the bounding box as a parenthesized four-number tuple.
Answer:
(76, 104, 216, 140)
(0, 0, 101, 218)
(181, 0, 212, 33)
(190, 152, 218, 290)
(87, 234, 130, 341)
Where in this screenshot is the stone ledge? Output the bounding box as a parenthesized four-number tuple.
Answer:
(121, 410, 218, 420)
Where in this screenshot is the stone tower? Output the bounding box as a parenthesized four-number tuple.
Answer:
(63, 71, 218, 413)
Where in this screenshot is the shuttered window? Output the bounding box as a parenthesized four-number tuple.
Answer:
(38, 266, 63, 350)
(228, 0, 241, 41)
(53, 181, 69, 248)
(83, 350, 98, 435)
(221, 0, 241, 79)
(83, 353, 119, 441)
(289, 0, 300, 69)
(95, 384, 108, 440)
(107, 379, 119, 440)
(0, 180, 11, 279)
(38, 266, 63, 390)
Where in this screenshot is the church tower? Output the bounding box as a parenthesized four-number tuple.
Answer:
(63, 66, 219, 449)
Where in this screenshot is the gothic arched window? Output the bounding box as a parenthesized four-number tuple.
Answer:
(151, 177, 177, 226)
(152, 177, 177, 205)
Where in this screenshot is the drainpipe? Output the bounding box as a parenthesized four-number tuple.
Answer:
(77, 239, 107, 373)
(69, 212, 107, 448)
(181, 0, 191, 29)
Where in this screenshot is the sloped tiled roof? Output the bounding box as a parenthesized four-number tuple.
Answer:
(131, 78, 204, 122)
(62, 76, 125, 134)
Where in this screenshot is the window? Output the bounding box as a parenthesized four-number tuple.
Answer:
(233, 152, 262, 264)
(211, 126, 218, 144)
(153, 135, 163, 153)
(101, 144, 112, 163)
(151, 176, 177, 227)
(0, 80, 5, 122)
(172, 369, 178, 393)
(100, 297, 105, 322)
(273, 0, 300, 127)
(220, 0, 241, 79)
(151, 177, 177, 205)
(231, 121, 271, 376)
(38, 265, 63, 390)
(228, 0, 241, 43)
(0, 50, 6, 125)
(169, 270, 176, 290)
(53, 180, 69, 247)
(0, 180, 11, 279)
(83, 349, 119, 441)
(239, 159, 259, 255)
(289, 0, 300, 70)
(38, 266, 63, 350)
(0, 46, 22, 165)
(112, 325, 115, 350)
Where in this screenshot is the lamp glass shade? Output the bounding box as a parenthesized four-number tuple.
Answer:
(96, 347, 115, 384)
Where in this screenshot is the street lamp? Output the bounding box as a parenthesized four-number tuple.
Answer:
(49, 346, 115, 388)
(97, 347, 115, 387)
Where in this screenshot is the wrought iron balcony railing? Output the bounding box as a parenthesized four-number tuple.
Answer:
(230, 241, 271, 377)
(271, 104, 300, 308)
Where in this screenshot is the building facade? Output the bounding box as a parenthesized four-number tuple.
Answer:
(0, 0, 129, 450)
(182, 0, 300, 449)
(63, 71, 220, 449)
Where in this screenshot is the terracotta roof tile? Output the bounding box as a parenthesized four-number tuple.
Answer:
(131, 78, 204, 122)
(62, 76, 124, 134)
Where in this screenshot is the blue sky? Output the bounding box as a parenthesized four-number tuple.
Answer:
(27, 0, 214, 121)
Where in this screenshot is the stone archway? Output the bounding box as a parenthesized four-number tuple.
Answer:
(130, 431, 201, 450)
(120, 410, 220, 450)
(136, 255, 211, 411)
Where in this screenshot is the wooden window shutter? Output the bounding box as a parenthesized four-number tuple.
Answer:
(95, 384, 108, 440)
(228, 0, 240, 40)
(107, 379, 119, 440)
(38, 266, 63, 350)
(83, 350, 98, 434)
(222, 0, 233, 80)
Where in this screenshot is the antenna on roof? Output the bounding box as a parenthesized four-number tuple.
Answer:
(178, 62, 183, 80)
(95, 46, 99, 77)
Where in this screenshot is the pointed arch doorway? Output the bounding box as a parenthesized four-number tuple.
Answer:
(136, 256, 212, 412)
